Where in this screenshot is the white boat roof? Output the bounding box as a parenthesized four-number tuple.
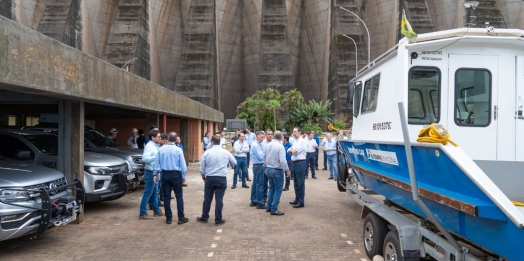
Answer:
(411, 27, 524, 43)
(353, 28, 524, 79)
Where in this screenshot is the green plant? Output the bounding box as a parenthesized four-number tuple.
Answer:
(333, 119, 346, 130)
(302, 123, 322, 135)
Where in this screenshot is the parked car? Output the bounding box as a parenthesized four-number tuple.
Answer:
(24, 114, 145, 187)
(0, 129, 129, 202)
(0, 154, 82, 241)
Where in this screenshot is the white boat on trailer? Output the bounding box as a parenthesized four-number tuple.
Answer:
(337, 26, 524, 261)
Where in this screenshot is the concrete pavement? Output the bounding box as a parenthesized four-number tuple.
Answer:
(0, 157, 369, 260)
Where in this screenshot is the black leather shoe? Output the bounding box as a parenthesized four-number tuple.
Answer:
(266, 209, 271, 212)
(293, 203, 305, 208)
(166, 219, 172, 224)
(250, 202, 257, 207)
(256, 204, 266, 209)
(196, 217, 208, 223)
(312, 176, 317, 179)
(328, 177, 334, 180)
(316, 168, 319, 170)
(231, 185, 236, 189)
(215, 219, 226, 226)
(322, 167, 328, 170)
(178, 217, 189, 225)
(271, 211, 285, 216)
(289, 201, 298, 205)
(182, 183, 188, 187)
(283, 187, 289, 191)
(242, 184, 249, 188)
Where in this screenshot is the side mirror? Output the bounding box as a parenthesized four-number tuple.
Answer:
(16, 150, 32, 159)
(84, 142, 91, 151)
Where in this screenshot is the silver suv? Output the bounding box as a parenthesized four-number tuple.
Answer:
(0, 154, 82, 241)
(23, 123, 145, 187)
(0, 129, 128, 202)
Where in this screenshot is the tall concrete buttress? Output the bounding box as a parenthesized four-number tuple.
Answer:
(174, 0, 218, 110)
(104, 0, 151, 80)
(2, 0, 523, 119)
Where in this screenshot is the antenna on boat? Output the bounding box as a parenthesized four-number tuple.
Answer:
(464, 1, 479, 28)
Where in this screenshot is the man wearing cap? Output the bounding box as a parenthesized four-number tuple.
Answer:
(128, 128, 139, 149)
(108, 128, 118, 143)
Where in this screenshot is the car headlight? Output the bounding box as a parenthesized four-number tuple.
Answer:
(131, 156, 143, 164)
(124, 160, 132, 173)
(84, 166, 110, 175)
(0, 188, 30, 201)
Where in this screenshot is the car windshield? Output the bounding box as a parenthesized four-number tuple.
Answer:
(22, 135, 59, 155)
(85, 130, 119, 147)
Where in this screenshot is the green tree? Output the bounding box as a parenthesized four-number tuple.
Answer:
(237, 88, 334, 132)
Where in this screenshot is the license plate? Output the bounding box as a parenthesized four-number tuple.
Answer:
(127, 172, 135, 181)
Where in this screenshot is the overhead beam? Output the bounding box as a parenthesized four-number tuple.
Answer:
(0, 16, 223, 123)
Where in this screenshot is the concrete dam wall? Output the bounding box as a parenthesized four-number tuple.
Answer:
(2, 0, 523, 119)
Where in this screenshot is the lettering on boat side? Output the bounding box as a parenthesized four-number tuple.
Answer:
(421, 57, 442, 61)
(421, 51, 442, 55)
(373, 122, 392, 130)
(366, 149, 399, 166)
(348, 147, 365, 156)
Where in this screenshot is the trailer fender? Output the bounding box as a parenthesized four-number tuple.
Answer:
(366, 202, 423, 258)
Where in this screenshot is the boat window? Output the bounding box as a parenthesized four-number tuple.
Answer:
(353, 82, 363, 116)
(408, 90, 425, 119)
(454, 69, 491, 126)
(361, 74, 380, 114)
(429, 90, 439, 117)
(408, 67, 441, 124)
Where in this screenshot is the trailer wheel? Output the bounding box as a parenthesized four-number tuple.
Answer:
(383, 230, 402, 261)
(337, 162, 348, 192)
(363, 213, 388, 259)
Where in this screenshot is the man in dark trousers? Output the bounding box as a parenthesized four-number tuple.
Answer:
(197, 135, 237, 225)
(155, 132, 188, 225)
(263, 131, 290, 215)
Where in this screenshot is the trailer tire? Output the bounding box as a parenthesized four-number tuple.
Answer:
(383, 230, 402, 261)
(363, 213, 389, 259)
(337, 162, 348, 192)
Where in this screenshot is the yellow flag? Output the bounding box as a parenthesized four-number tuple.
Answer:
(401, 9, 417, 39)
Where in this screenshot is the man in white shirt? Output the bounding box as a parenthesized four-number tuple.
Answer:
(287, 127, 307, 208)
(127, 128, 139, 149)
(232, 133, 250, 189)
(305, 131, 318, 179)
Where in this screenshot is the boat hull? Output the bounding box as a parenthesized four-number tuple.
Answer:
(339, 140, 524, 260)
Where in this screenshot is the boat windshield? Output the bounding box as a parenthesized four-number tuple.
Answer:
(22, 135, 59, 155)
(85, 130, 119, 147)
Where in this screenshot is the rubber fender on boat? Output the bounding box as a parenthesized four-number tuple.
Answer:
(417, 123, 458, 146)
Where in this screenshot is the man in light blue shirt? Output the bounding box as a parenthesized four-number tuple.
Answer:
(249, 131, 266, 208)
(232, 133, 250, 189)
(202, 132, 211, 152)
(197, 135, 237, 226)
(139, 130, 164, 220)
(263, 131, 290, 215)
(155, 132, 188, 225)
(244, 127, 255, 167)
(323, 133, 338, 180)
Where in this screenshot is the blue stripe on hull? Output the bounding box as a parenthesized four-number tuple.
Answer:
(339, 140, 524, 260)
